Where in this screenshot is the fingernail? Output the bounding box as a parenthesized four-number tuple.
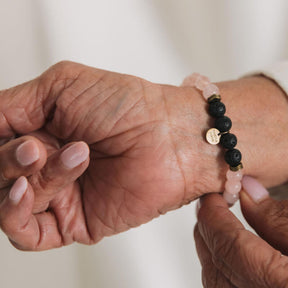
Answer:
(242, 176, 269, 203)
(61, 142, 89, 169)
(9, 176, 27, 204)
(16, 140, 40, 166)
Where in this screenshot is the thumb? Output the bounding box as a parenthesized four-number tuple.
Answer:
(240, 175, 288, 255)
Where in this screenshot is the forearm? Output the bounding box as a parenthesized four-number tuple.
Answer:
(1, 60, 287, 211)
(163, 75, 288, 201)
(218, 76, 288, 186)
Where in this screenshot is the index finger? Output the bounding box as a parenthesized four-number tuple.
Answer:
(0, 135, 47, 191)
(197, 193, 288, 288)
(0, 61, 83, 136)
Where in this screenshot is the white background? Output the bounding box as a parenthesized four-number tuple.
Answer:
(0, 1, 287, 287)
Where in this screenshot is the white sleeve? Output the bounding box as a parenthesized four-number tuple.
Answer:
(248, 61, 288, 96)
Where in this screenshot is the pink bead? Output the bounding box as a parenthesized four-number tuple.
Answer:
(203, 83, 220, 100)
(226, 170, 243, 181)
(195, 75, 210, 90)
(223, 190, 239, 205)
(181, 73, 201, 87)
(225, 180, 242, 195)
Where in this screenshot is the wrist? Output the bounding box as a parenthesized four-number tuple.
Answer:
(162, 75, 288, 203)
(160, 83, 224, 201)
(218, 76, 288, 187)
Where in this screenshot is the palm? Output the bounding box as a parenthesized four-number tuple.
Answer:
(37, 128, 183, 246)
(81, 130, 183, 242)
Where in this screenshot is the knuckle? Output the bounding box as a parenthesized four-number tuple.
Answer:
(122, 74, 145, 90)
(41, 61, 81, 86)
(0, 172, 12, 188)
(211, 229, 244, 284)
(53, 60, 76, 71)
(0, 136, 43, 184)
(30, 169, 49, 192)
(212, 229, 241, 263)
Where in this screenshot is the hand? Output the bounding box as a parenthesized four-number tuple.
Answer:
(0, 61, 198, 250)
(0, 61, 288, 250)
(194, 176, 288, 288)
(0, 132, 90, 250)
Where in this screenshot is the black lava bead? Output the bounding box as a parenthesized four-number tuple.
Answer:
(215, 116, 232, 132)
(220, 133, 237, 149)
(224, 149, 242, 167)
(208, 101, 226, 118)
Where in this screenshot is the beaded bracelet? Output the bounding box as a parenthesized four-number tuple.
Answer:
(182, 73, 244, 206)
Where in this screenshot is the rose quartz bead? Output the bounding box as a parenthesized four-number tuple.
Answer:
(226, 169, 243, 181)
(223, 190, 239, 205)
(181, 73, 201, 87)
(225, 180, 242, 195)
(195, 75, 210, 90)
(203, 83, 220, 100)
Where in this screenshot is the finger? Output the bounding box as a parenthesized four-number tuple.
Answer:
(0, 61, 76, 135)
(0, 135, 47, 190)
(194, 224, 236, 288)
(241, 175, 288, 255)
(0, 61, 103, 137)
(197, 193, 288, 288)
(29, 141, 90, 213)
(0, 176, 62, 251)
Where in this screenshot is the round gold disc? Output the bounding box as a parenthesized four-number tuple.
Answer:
(206, 128, 220, 145)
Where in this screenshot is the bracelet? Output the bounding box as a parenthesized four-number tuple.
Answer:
(182, 73, 243, 206)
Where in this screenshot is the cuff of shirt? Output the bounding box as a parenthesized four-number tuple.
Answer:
(245, 61, 288, 96)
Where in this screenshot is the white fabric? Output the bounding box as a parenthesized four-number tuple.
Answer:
(0, 1, 287, 288)
(252, 61, 288, 96)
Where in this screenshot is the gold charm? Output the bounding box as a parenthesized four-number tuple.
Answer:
(206, 128, 220, 145)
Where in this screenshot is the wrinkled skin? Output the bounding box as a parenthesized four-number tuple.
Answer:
(0, 61, 288, 250)
(195, 189, 288, 288)
(0, 61, 204, 250)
